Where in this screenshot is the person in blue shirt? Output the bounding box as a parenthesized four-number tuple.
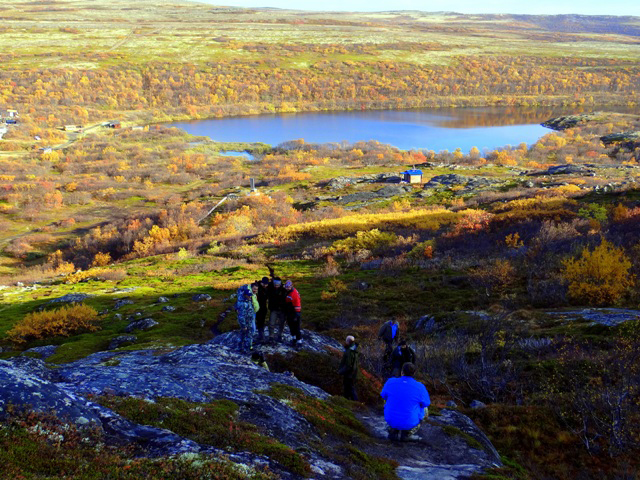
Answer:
(380, 362, 430, 441)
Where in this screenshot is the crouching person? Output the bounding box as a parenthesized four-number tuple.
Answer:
(380, 362, 430, 441)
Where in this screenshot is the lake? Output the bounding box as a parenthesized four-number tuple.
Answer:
(170, 106, 624, 153)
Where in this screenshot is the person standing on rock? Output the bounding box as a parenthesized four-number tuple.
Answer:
(378, 318, 400, 363)
(254, 277, 270, 342)
(390, 340, 416, 377)
(284, 280, 302, 346)
(267, 277, 287, 343)
(381, 362, 430, 441)
(235, 284, 256, 353)
(338, 335, 359, 401)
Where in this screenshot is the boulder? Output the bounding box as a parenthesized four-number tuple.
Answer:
(416, 315, 437, 333)
(125, 318, 158, 333)
(470, 400, 487, 409)
(162, 305, 176, 312)
(45, 293, 93, 306)
(157, 296, 169, 303)
(108, 335, 137, 350)
(192, 294, 212, 302)
(113, 298, 134, 310)
(22, 345, 57, 360)
(529, 164, 594, 176)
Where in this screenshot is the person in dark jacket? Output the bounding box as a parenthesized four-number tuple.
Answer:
(338, 335, 359, 401)
(378, 318, 400, 363)
(267, 277, 287, 342)
(391, 340, 416, 377)
(254, 277, 269, 342)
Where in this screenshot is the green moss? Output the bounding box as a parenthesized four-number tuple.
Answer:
(0, 410, 274, 479)
(260, 384, 369, 440)
(94, 395, 311, 477)
(345, 445, 399, 479)
(440, 425, 484, 451)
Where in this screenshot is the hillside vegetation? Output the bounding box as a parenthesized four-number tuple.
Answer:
(1, 1, 640, 479)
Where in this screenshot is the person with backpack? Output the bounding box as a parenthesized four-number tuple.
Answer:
(338, 335, 359, 401)
(267, 277, 287, 342)
(390, 340, 416, 377)
(235, 284, 256, 353)
(381, 362, 430, 441)
(284, 280, 302, 346)
(378, 318, 400, 363)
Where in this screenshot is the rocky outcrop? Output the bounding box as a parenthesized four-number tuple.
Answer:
(422, 174, 498, 195)
(324, 173, 401, 191)
(528, 164, 594, 176)
(546, 308, 640, 327)
(210, 329, 343, 356)
(542, 113, 605, 130)
(360, 408, 501, 479)
(335, 184, 412, 204)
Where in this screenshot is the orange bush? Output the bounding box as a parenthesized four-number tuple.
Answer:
(7, 304, 100, 344)
(563, 240, 634, 306)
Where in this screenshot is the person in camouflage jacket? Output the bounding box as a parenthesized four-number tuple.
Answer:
(235, 284, 256, 353)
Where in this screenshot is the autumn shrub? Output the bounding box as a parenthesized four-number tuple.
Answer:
(562, 239, 634, 306)
(329, 229, 398, 256)
(7, 304, 100, 344)
(407, 240, 435, 260)
(469, 258, 518, 298)
(91, 252, 112, 267)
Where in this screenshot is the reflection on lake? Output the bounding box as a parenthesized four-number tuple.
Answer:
(170, 106, 629, 153)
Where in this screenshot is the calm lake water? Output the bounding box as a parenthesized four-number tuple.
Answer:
(170, 106, 624, 153)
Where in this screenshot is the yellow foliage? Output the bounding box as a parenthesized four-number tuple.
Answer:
(562, 240, 634, 306)
(7, 304, 100, 344)
(91, 252, 112, 267)
(258, 207, 457, 243)
(505, 233, 524, 249)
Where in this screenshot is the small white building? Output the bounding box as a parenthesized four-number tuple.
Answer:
(402, 169, 423, 184)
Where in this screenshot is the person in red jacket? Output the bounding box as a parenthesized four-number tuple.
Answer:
(284, 280, 302, 346)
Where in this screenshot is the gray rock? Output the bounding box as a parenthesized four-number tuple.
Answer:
(158, 296, 169, 303)
(416, 315, 437, 333)
(192, 294, 211, 302)
(46, 293, 93, 305)
(470, 400, 486, 409)
(125, 318, 158, 333)
(530, 164, 593, 176)
(113, 298, 134, 310)
(545, 308, 640, 327)
(162, 305, 176, 312)
(55, 343, 329, 449)
(210, 329, 342, 356)
(359, 408, 501, 479)
(108, 335, 137, 350)
(446, 400, 458, 408)
(114, 313, 122, 321)
(0, 360, 102, 427)
(22, 345, 58, 360)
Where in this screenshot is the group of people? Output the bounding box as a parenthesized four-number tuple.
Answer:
(338, 318, 428, 442)
(235, 275, 302, 353)
(236, 278, 427, 442)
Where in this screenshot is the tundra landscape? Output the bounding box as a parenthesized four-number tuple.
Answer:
(0, 0, 640, 478)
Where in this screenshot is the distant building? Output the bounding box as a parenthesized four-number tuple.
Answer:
(402, 169, 423, 184)
(106, 121, 121, 129)
(39, 147, 53, 154)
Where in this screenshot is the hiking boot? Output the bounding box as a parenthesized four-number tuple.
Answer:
(399, 430, 409, 442)
(387, 428, 399, 441)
